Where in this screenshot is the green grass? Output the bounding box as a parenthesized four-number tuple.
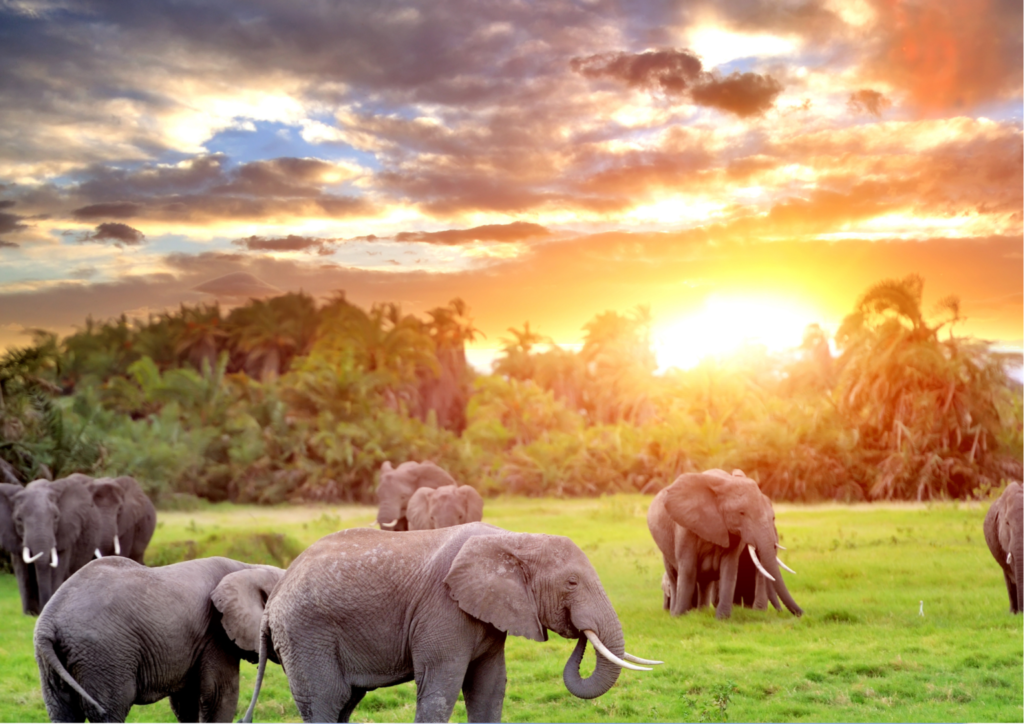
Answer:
(1, 497, 1021, 722)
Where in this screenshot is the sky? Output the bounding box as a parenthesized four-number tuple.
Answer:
(0, 0, 1021, 372)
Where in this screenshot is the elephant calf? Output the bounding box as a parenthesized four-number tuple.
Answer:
(407, 483, 484, 529)
(243, 522, 661, 723)
(35, 556, 284, 723)
(984, 482, 1022, 614)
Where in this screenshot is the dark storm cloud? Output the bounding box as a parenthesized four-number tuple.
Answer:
(62, 155, 371, 224)
(570, 49, 784, 117)
(847, 89, 892, 117)
(233, 234, 337, 254)
(394, 222, 551, 245)
(80, 222, 146, 246)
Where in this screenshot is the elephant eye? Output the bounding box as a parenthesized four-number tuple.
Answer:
(567, 575, 579, 589)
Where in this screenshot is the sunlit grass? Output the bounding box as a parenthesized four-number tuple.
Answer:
(0, 496, 1020, 722)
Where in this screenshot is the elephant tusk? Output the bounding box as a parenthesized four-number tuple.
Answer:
(777, 558, 796, 575)
(776, 544, 787, 550)
(50, 547, 59, 568)
(1008, 552, 1013, 565)
(378, 519, 399, 529)
(94, 549, 103, 559)
(114, 535, 121, 556)
(23, 547, 44, 564)
(582, 630, 651, 671)
(624, 653, 663, 665)
(747, 545, 776, 582)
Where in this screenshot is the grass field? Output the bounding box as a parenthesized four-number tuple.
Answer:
(1, 496, 1021, 723)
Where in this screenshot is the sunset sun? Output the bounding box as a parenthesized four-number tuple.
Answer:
(652, 295, 822, 371)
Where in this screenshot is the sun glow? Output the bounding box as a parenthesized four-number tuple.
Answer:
(653, 295, 821, 371)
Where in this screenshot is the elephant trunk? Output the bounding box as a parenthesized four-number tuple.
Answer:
(760, 546, 802, 617)
(563, 607, 624, 699)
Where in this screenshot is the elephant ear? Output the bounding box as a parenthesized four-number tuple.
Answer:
(444, 533, 546, 642)
(212, 566, 284, 655)
(664, 473, 730, 547)
(0, 484, 21, 553)
(457, 486, 484, 523)
(406, 487, 434, 530)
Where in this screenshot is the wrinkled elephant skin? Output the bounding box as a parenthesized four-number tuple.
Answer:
(243, 523, 657, 723)
(34, 556, 283, 722)
(984, 482, 1023, 614)
(407, 484, 484, 530)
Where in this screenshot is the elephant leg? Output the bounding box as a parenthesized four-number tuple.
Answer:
(715, 548, 742, 620)
(170, 689, 200, 724)
(197, 645, 240, 722)
(12, 558, 40, 615)
(338, 687, 367, 723)
(414, 658, 469, 723)
(672, 541, 698, 616)
(660, 558, 676, 611)
(463, 644, 507, 723)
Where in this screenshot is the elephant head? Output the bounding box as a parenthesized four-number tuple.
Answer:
(444, 532, 660, 700)
(11, 477, 101, 611)
(375, 460, 456, 531)
(664, 472, 802, 617)
(407, 484, 484, 530)
(87, 478, 125, 558)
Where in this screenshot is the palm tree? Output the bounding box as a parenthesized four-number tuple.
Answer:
(494, 321, 551, 381)
(227, 293, 318, 381)
(835, 275, 1019, 499)
(417, 298, 483, 433)
(173, 304, 229, 373)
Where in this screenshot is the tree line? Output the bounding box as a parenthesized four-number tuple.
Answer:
(0, 275, 1020, 505)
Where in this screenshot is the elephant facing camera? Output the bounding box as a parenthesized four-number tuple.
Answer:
(648, 469, 802, 620)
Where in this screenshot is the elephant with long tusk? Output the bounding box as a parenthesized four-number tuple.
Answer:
(648, 469, 802, 619)
(242, 522, 660, 723)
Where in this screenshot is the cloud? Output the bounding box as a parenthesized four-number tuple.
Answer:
(233, 234, 336, 254)
(847, 89, 892, 117)
(570, 49, 784, 117)
(79, 222, 146, 246)
(57, 155, 373, 226)
(0, 200, 27, 240)
(393, 221, 551, 245)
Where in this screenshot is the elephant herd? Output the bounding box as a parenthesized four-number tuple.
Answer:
(0, 473, 156, 616)
(8, 461, 1022, 723)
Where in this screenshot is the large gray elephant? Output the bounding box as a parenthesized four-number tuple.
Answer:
(242, 523, 661, 723)
(407, 484, 484, 530)
(35, 556, 284, 722)
(983, 482, 1022, 614)
(648, 470, 801, 619)
(1, 476, 102, 615)
(375, 460, 457, 531)
(87, 475, 157, 562)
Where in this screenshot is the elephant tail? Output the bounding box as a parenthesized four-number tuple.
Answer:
(240, 615, 271, 723)
(35, 632, 105, 716)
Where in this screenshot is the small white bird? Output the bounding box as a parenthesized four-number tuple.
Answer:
(919, 600, 924, 616)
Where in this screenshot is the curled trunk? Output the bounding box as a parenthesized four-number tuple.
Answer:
(562, 616, 624, 699)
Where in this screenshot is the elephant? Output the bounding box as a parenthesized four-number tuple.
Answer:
(375, 460, 457, 531)
(983, 482, 1023, 614)
(34, 556, 285, 722)
(648, 470, 801, 619)
(1, 476, 103, 615)
(242, 522, 661, 723)
(407, 484, 484, 530)
(87, 475, 157, 562)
